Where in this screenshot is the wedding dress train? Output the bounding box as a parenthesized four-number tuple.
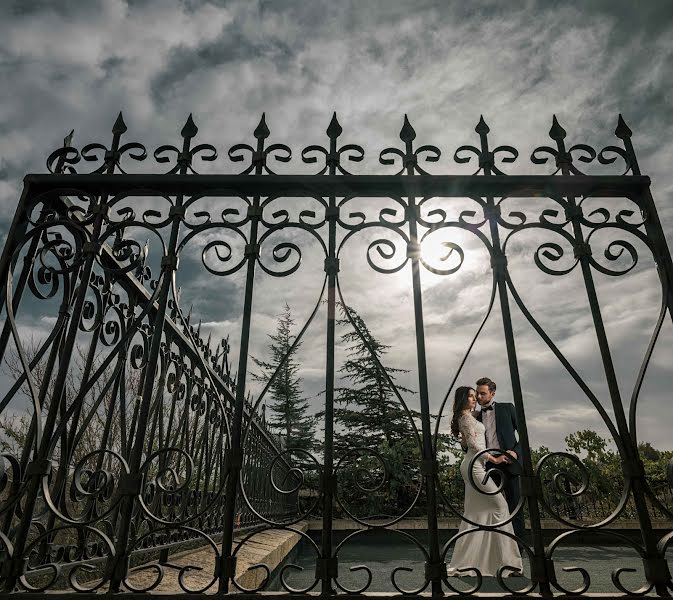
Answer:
(446, 413, 523, 577)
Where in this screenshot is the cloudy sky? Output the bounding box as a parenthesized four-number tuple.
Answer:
(1, 0, 672, 455)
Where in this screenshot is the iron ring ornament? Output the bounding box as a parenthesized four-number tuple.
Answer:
(0, 111, 671, 596)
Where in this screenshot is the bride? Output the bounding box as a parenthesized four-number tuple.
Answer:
(446, 386, 523, 577)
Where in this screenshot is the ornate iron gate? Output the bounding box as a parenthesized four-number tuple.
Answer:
(0, 112, 671, 597)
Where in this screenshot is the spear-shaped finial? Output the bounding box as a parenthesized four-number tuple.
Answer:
(254, 113, 270, 140)
(186, 304, 192, 326)
(615, 114, 632, 140)
(64, 129, 75, 147)
(181, 114, 198, 139)
(112, 111, 128, 136)
(196, 319, 201, 337)
(327, 112, 342, 139)
(400, 114, 416, 143)
(475, 115, 490, 136)
(549, 115, 567, 142)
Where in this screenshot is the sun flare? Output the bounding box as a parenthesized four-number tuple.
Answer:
(420, 237, 456, 264)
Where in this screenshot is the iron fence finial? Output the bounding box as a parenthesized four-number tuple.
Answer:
(181, 114, 199, 139)
(326, 112, 342, 139)
(615, 114, 633, 140)
(475, 115, 490, 136)
(549, 115, 567, 142)
(112, 111, 128, 136)
(400, 114, 416, 143)
(254, 113, 270, 140)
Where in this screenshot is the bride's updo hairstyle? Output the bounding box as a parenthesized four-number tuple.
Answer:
(451, 386, 474, 437)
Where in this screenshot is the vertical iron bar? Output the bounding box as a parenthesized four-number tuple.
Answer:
(407, 196, 443, 596)
(108, 119, 187, 591)
(319, 121, 338, 595)
(616, 117, 673, 323)
(399, 118, 443, 595)
(476, 117, 552, 596)
(217, 119, 266, 593)
(487, 205, 551, 595)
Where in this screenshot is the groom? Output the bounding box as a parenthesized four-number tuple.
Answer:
(474, 376, 525, 541)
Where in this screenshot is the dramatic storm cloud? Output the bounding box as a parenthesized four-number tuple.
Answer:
(1, 0, 672, 452)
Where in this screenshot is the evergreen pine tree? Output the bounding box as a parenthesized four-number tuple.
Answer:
(333, 304, 420, 516)
(252, 304, 315, 452)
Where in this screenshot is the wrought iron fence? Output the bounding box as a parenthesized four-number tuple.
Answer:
(0, 112, 672, 597)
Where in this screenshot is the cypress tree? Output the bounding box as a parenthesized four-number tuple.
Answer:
(252, 304, 315, 453)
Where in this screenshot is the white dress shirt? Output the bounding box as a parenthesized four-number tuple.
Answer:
(481, 401, 500, 450)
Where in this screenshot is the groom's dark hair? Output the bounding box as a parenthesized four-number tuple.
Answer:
(476, 377, 496, 392)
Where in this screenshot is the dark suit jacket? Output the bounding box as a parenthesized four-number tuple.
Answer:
(476, 402, 522, 474)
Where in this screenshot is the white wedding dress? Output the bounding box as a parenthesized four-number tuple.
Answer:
(446, 413, 523, 577)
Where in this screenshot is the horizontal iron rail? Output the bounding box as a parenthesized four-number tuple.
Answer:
(24, 174, 651, 198)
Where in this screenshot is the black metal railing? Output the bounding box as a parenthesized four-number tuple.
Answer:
(0, 112, 671, 597)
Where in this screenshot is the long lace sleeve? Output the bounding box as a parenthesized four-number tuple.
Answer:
(458, 414, 480, 453)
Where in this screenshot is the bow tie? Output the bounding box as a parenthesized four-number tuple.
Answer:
(481, 405, 494, 412)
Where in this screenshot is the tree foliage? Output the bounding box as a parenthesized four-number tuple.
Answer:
(332, 304, 421, 517)
(251, 303, 316, 453)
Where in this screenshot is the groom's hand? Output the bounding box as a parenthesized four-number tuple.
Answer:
(505, 450, 518, 462)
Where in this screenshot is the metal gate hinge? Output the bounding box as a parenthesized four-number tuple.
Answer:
(161, 255, 179, 270)
(324, 257, 340, 274)
(483, 203, 501, 220)
(490, 253, 508, 272)
(247, 205, 262, 218)
(565, 204, 583, 220)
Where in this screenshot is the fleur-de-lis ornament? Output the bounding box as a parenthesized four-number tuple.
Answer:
(46, 129, 78, 174)
(453, 116, 518, 175)
(228, 113, 292, 174)
(154, 114, 217, 174)
(597, 114, 638, 176)
(301, 112, 364, 175)
(531, 115, 597, 175)
(77, 112, 147, 174)
(379, 115, 441, 175)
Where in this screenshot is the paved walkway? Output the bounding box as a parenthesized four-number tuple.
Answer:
(118, 523, 308, 594)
